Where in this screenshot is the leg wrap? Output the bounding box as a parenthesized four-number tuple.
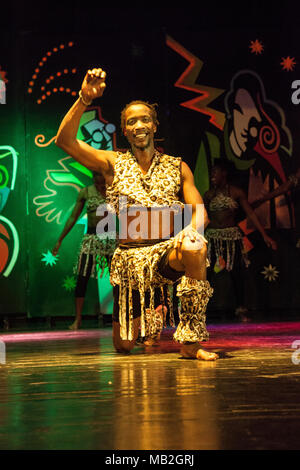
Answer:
(173, 276, 213, 344)
(144, 307, 164, 340)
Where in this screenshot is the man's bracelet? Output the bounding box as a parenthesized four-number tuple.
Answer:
(79, 90, 92, 106)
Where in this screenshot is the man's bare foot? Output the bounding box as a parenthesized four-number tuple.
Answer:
(180, 343, 218, 361)
(195, 349, 218, 360)
(69, 319, 81, 330)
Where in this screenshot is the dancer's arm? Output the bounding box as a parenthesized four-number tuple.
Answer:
(235, 187, 277, 250)
(55, 68, 116, 175)
(52, 189, 86, 256)
(252, 168, 300, 209)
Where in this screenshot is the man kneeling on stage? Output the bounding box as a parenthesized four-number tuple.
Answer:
(55, 67, 218, 361)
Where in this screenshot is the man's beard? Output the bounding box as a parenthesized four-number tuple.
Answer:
(132, 140, 151, 151)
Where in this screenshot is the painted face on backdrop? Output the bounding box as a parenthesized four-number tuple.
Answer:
(230, 88, 262, 157)
(123, 104, 157, 151)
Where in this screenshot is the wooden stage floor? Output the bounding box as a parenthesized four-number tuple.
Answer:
(0, 321, 300, 451)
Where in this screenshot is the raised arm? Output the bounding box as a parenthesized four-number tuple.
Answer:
(52, 188, 86, 256)
(55, 68, 116, 176)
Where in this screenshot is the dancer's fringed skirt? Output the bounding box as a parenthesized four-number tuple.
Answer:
(110, 238, 213, 343)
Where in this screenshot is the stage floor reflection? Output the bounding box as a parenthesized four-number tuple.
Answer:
(0, 321, 300, 450)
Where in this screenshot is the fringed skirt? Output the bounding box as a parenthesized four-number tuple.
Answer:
(205, 226, 249, 271)
(74, 230, 117, 278)
(110, 238, 178, 341)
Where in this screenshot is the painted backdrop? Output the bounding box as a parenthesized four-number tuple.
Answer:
(0, 27, 299, 318)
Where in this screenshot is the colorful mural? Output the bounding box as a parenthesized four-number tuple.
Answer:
(166, 33, 300, 312)
(167, 36, 296, 231)
(1, 27, 300, 319)
(26, 41, 77, 104)
(0, 145, 20, 277)
(33, 108, 116, 226)
(31, 103, 118, 313)
(167, 35, 298, 243)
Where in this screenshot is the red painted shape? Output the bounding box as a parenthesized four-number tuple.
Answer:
(0, 238, 9, 274)
(0, 223, 10, 238)
(166, 35, 224, 131)
(254, 143, 286, 183)
(238, 219, 254, 252)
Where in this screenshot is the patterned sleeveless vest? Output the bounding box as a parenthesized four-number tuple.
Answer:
(106, 150, 184, 214)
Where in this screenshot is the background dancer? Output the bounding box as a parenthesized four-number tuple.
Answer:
(204, 159, 277, 322)
(52, 172, 116, 329)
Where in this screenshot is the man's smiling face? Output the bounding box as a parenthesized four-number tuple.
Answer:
(123, 104, 157, 151)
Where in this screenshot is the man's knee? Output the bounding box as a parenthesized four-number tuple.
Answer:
(113, 332, 136, 353)
(181, 237, 207, 260)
